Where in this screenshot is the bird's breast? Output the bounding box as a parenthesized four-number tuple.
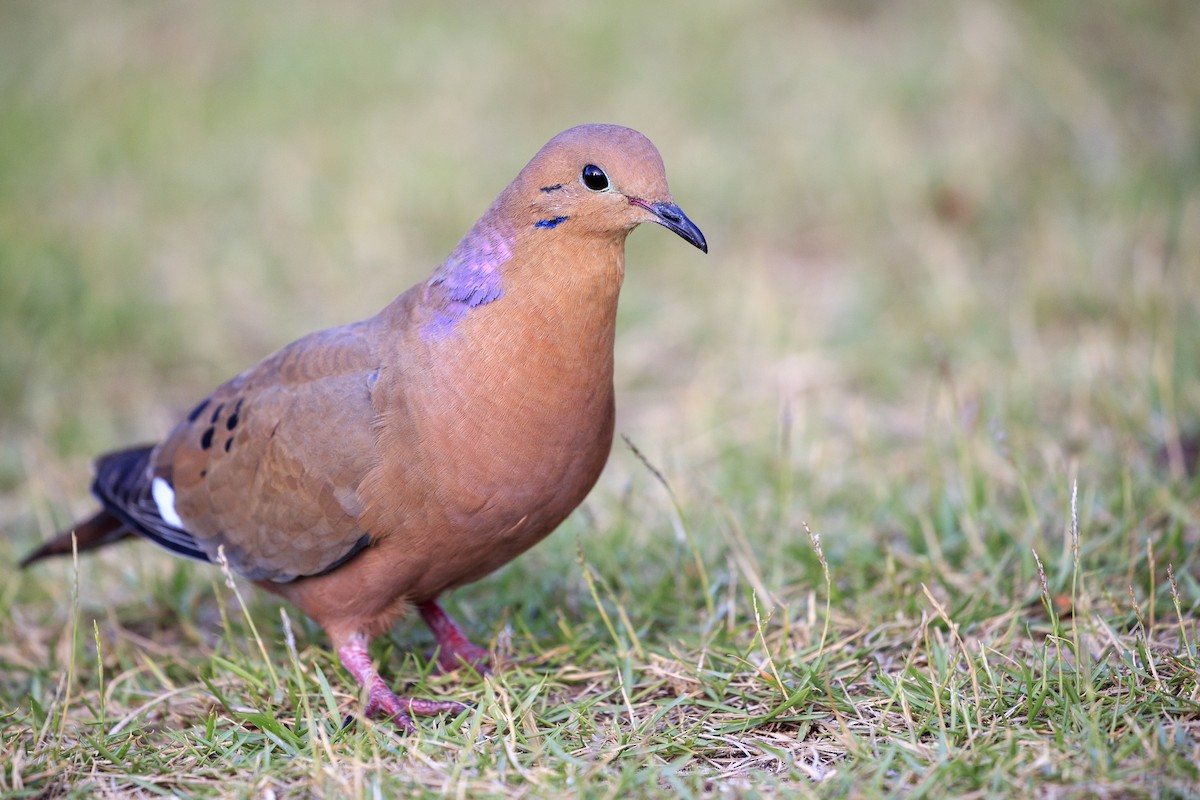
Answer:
(419, 281, 620, 515)
(358, 301, 618, 597)
(424, 352, 616, 533)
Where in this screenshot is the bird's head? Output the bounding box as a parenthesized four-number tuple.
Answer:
(422, 124, 706, 340)
(509, 124, 707, 253)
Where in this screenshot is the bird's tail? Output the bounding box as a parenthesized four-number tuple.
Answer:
(18, 510, 133, 568)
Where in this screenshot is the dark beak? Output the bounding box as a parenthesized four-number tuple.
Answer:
(647, 201, 708, 253)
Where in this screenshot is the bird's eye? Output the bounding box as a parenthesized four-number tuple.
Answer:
(581, 164, 609, 192)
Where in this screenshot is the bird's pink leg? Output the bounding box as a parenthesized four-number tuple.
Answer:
(337, 633, 466, 731)
(418, 600, 492, 674)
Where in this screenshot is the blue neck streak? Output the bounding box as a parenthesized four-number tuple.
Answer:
(423, 225, 512, 339)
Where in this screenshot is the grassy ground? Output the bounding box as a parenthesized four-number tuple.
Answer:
(2, 2, 1199, 797)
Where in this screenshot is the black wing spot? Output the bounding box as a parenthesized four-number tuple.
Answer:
(210, 403, 225, 424)
(201, 427, 215, 450)
(187, 399, 211, 423)
(224, 437, 233, 453)
(226, 398, 244, 430)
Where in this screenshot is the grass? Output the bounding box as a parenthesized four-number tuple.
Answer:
(2, 1, 1199, 797)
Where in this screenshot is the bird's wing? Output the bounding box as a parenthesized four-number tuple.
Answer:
(90, 445, 211, 561)
(144, 322, 384, 582)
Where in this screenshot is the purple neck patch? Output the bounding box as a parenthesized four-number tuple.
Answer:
(423, 224, 512, 339)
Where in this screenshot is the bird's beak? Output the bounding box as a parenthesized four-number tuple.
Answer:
(633, 199, 708, 253)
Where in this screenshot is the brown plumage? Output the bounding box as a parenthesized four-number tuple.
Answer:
(22, 124, 707, 730)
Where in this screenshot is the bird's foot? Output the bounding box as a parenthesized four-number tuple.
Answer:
(429, 639, 492, 675)
(361, 686, 468, 732)
(337, 634, 466, 732)
(418, 600, 493, 675)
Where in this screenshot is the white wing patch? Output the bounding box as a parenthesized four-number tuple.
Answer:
(151, 477, 186, 529)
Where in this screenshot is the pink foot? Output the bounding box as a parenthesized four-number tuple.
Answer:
(360, 687, 467, 731)
(418, 600, 492, 674)
(337, 634, 466, 731)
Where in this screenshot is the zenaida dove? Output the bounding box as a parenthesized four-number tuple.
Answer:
(21, 123, 707, 731)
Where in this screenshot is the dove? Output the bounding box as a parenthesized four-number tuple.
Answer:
(21, 123, 707, 730)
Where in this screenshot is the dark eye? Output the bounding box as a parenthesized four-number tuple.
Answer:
(581, 164, 609, 191)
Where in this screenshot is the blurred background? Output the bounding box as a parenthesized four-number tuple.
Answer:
(2, 1, 1197, 576)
